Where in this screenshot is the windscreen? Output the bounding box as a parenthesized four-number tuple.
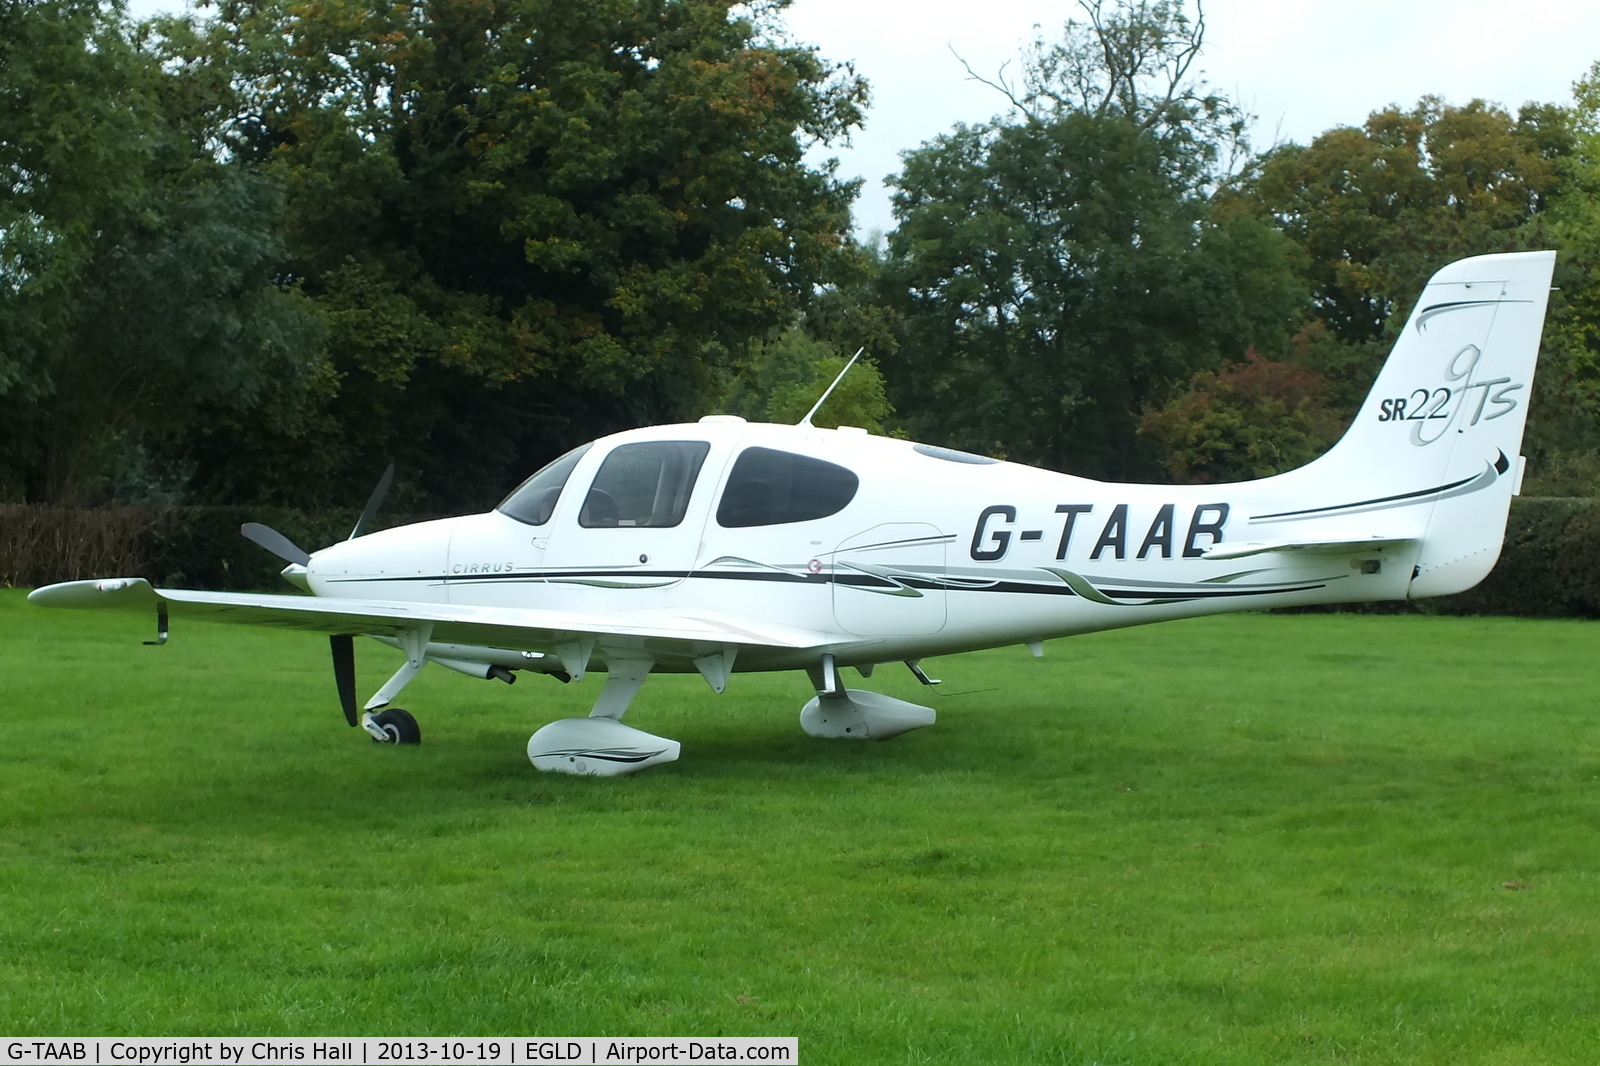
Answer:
(496, 444, 592, 526)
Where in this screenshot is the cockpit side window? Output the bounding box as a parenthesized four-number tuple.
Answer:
(716, 447, 859, 528)
(579, 441, 711, 528)
(497, 444, 593, 526)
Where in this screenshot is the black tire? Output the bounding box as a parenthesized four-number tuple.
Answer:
(371, 707, 421, 745)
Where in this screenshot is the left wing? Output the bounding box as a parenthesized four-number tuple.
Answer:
(27, 578, 831, 661)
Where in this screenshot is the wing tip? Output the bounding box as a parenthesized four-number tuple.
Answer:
(28, 577, 157, 609)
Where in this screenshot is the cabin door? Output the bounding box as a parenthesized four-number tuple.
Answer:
(541, 439, 717, 591)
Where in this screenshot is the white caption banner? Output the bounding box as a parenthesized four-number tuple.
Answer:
(2, 1040, 797, 1066)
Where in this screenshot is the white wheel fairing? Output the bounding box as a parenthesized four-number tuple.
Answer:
(800, 690, 936, 740)
(527, 718, 681, 776)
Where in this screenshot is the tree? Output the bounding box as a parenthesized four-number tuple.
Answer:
(0, 0, 319, 503)
(1521, 63, 1600, 492)
(1248, 97, 1574, 400)
(1255, 98, 1572, 343)
(1139, 341, 1345, 483)
(876, 0, 1305, 480)
(1245, 95, 1591, 480)
(164, 0, 868, 511)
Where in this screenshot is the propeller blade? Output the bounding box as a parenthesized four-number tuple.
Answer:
(331, 635, 358, 727)
(241, 522, 311, 566)
(349, 462, 395, 540)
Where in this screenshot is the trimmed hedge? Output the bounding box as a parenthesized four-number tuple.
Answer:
(3, 498, 1599, 615)
(1415, 496, 1600, 618)
(0, 505, 434, 591)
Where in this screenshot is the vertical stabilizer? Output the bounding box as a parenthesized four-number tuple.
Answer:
(1271, 251, 1554, 597)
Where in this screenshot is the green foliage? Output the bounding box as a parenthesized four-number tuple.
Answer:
(720, 328, 893, 430)
(1520, 448, 1600, 496)
(12, 0, 1600, 507)
(7, 597, 1600, 1062)
(158, 0, 868, 511)
(1138, 346, 1345, 482)
(0, 0, 321, 504)
(879, 2, 1306, 477)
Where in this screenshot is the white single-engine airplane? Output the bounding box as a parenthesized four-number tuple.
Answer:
(31, 252, 1555, 775)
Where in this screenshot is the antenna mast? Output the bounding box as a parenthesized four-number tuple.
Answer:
(798, 347, 865, 427)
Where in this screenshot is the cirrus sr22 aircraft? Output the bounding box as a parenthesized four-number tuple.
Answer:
(32, 251, 1555, 775)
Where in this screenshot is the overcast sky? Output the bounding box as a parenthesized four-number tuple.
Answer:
(126, 0, 1600, 236)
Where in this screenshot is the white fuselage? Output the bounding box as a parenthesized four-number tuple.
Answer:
(305, 418, 1429, 674)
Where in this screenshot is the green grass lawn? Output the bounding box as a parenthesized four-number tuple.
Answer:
(2, 587, 1598, 1063)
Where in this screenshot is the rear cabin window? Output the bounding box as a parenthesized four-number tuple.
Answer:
(579, 441, 711, 528)
(716, 447, 859, 528)
(497, 444, 592, 526)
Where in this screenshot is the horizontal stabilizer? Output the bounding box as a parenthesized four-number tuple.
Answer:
(1202, 537, 1417, 561)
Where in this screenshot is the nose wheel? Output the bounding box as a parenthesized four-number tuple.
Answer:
(363, 707, 421, 745)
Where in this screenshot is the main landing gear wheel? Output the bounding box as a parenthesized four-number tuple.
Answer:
(369, 707, 421, 745)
